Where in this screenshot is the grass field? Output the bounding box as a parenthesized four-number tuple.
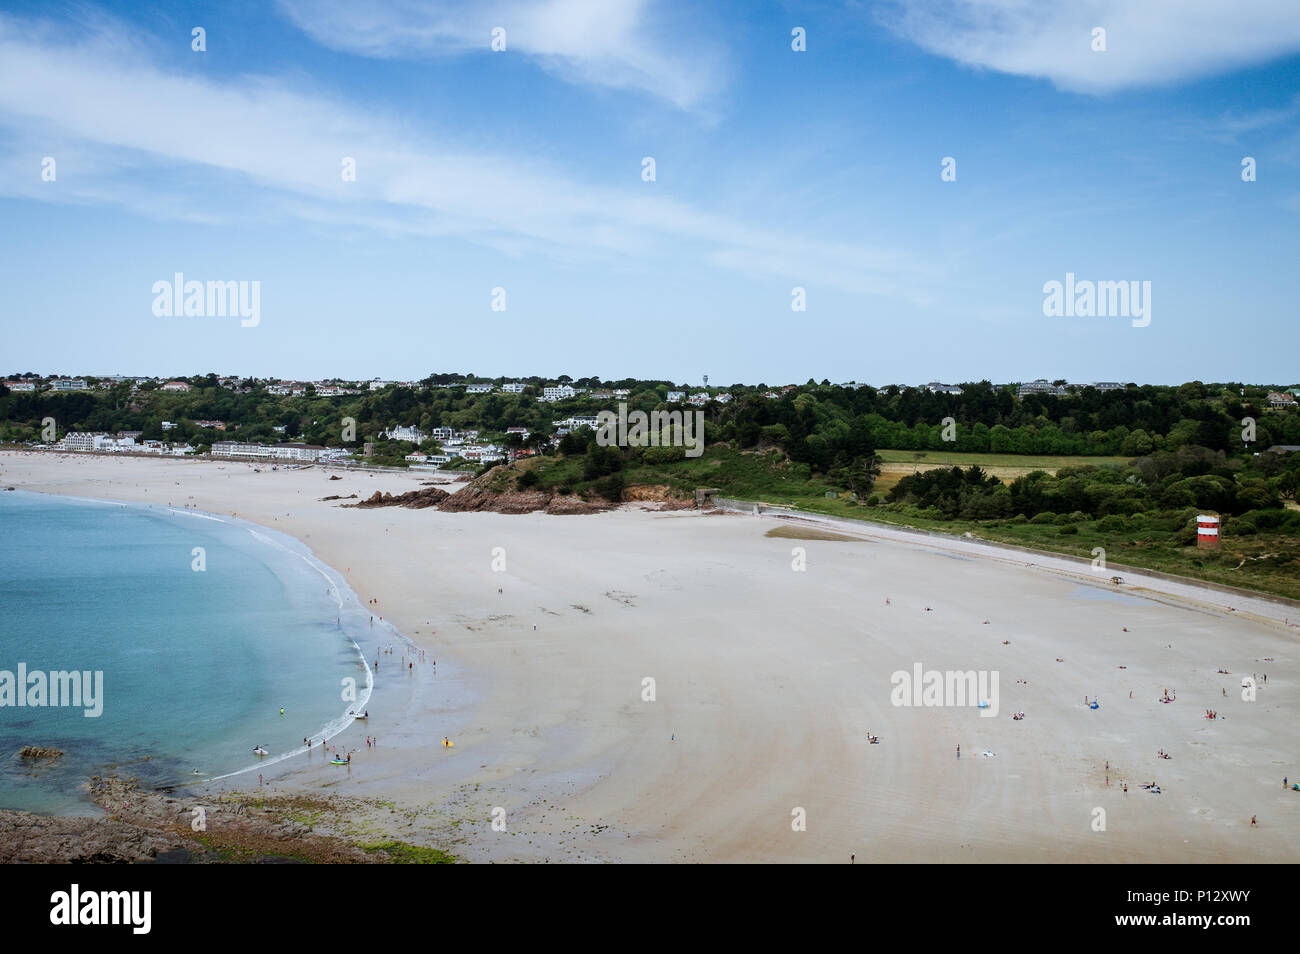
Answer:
(873, 450, 1133, 497)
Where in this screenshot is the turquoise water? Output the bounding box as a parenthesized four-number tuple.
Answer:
(0, 491, 370, 813)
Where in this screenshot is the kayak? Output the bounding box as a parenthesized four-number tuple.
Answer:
(330, 758, 350, 765)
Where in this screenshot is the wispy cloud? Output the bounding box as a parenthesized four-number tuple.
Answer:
(876, 0, 1300, 94)
(0, 13, 932, 301)
(277, 0, 727, 112)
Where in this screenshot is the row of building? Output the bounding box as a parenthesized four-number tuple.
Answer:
(210, 442, 350, 462)
(54, 432, 194, 455)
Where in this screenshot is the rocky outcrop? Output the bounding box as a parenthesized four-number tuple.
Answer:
(0, 775, 454, 863)
(435, 479, 612, 515)
(345, 487, 449, 509)
(544, 495, 610, 515)
(623, 484, 694, 509)
(19, 746, 63, 760)
(436, 485, 561, 513)
(0, 807, 208, 863)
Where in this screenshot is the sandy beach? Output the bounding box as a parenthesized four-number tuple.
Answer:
(2, 450, 1297, 863)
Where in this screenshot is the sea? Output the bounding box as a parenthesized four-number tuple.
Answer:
(0, 490, 375, 814)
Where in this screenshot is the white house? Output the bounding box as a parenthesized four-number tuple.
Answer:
(542, 385, 578, 402)
(466, 383, 494, 394)
(382, 425, 427, 444)
(501, 382, 526, 393)
(57, 432, 99, 452)
(666, 391, 685, 402)
(160, 381, 192, 392)
(1017, 379, 1065, 397)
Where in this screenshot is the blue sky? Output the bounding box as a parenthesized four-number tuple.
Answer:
(1, 0, 1298, 386)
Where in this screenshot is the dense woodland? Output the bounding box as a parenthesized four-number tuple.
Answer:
(3, 375, 1298, 457)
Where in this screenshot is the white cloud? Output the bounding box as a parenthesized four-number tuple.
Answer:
(0, 13, 933, 302)
(276, 0, 726, 111)
(877, 0, 1300, 93)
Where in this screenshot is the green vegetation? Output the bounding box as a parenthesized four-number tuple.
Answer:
(361, 840, 457, 864)
(5, 373, 1298, 596)
(507, 433, 1300, 599)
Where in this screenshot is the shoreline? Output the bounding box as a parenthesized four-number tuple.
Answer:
(0, 488, 403, 798)
(2, 450, 1297, 863)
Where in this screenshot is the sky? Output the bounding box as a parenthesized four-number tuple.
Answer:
(0, 0, 1297, 387)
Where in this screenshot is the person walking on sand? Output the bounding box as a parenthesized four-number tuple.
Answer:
(1251, 815, 1257, 826)
(956, 744, 960, 759)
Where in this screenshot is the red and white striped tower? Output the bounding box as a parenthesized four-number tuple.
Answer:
(1197, 513, 1221, 550)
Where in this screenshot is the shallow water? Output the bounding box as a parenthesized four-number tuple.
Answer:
(0, 491, 371, 813)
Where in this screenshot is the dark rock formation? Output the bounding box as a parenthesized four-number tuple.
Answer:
(345, 487, 449, 509)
